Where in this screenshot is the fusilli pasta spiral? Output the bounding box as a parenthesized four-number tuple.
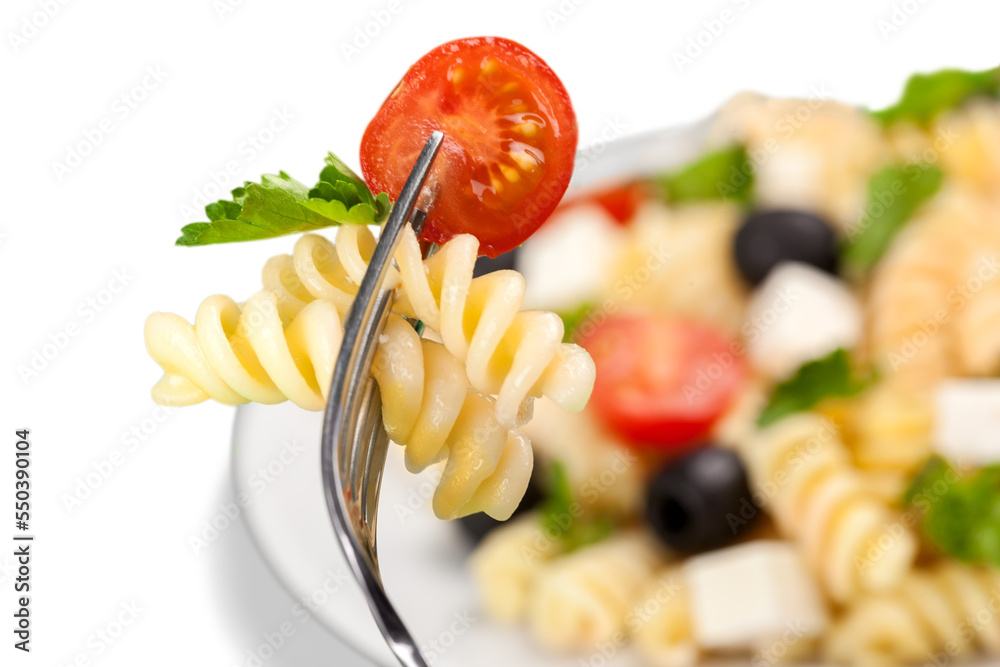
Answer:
(632, 568, 699, 667)
(825, 563, 1000, 667)
(735, 414, 918, 602)
(469, 514, 561, 623)
(867, 185, 1000, 385)
(841, 381, 933, 502)
(146, 293, 532, 520)
(259, 224, 594, 428)
(526, 532, 663, 652)
(706, 93, 889, 231)
(600, 201, 748, 337)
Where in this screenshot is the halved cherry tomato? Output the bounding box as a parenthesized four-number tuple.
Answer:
(578, 315, 745, 448)
(360, 37, 578, 257)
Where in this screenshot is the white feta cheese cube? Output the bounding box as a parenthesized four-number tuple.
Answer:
(518, 203, 626, 311)
(934, 379, 1000, 465)
(683, 541, 828, 652)
(744, 262, 861, 380)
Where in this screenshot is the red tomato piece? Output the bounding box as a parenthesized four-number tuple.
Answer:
(585, 180, 648, 225)
(578, 315, 745, 448)
(360, 36, 578, 257)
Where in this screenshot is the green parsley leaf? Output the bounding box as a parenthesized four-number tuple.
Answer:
(757, 348, 873, 427)
(558, 302, 595, 343)
(541, 462, 574, 536)
(842, 162, 943, 273)
(905, 456, 1000, 566)
(540, 462, 614, 553)
(658, 145, 753, 205)
(176, 153, 391, 247)
(872, 67, 1000, 127)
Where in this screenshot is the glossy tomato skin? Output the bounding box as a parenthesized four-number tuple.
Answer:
(578, 315, 746, 449)
(360, 37, 578, 257)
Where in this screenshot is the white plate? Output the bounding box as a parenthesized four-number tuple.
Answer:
(232, 119, 714, 666)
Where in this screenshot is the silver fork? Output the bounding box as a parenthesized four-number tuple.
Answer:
(321, 131, 444, 667)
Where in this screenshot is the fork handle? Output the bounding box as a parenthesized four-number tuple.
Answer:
(322, 131, 444, 667)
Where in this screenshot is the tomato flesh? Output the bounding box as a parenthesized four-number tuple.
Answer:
(583, 181, 648, 225)
(360, 37, 578, 257)
(579, 315, 745, 448)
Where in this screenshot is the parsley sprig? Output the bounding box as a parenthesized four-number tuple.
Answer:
(905, 456, 1000, 566)
(177, 153, 390, 246)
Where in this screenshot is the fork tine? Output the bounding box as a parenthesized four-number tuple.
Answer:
(321, 131, 443, 667)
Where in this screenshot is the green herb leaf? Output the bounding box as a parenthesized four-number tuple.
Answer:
(541, 462, 575, 536)
(757, 349, 873, 427)
(176, 153, 391, 246)
(905, 456, 1000, 566)
(539, 462, 614, 553)
(842, 162, 943, 272)
(872, 67, 1000, 127)
(658, 145, 753, 204)
(558, 302, 595, 343)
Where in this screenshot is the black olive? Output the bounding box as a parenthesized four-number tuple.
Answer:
(456, 466, 544, 544)
(733, 209, 838, 285)
(646, 447, 758, 554)
(472, 246, 520, 278)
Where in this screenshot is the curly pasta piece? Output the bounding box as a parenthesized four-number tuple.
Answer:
(253, 225, 593, 428)
(736, 414, 917, 602)
(520, 398, 646, 517)
(706, 93, 889, 231)
(145, 291, 340, 410)
(843, 381, 933, 494)
(600, 201, 748, 337)
(825, 563, 1000, 667)
(373, 315, 533, 519)
(526, 532, 663, 652)
(867, 185, 1000, 384)
(392, 225, 595, 427)
(260, 224, 395, 317)
(146, 290, 532, 519)
(631, 568, 699, 667)
(937, 100, 1000, 196)
(469, 514, 561, 623)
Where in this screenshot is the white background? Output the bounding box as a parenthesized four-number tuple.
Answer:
(1, 0, 997, 665)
